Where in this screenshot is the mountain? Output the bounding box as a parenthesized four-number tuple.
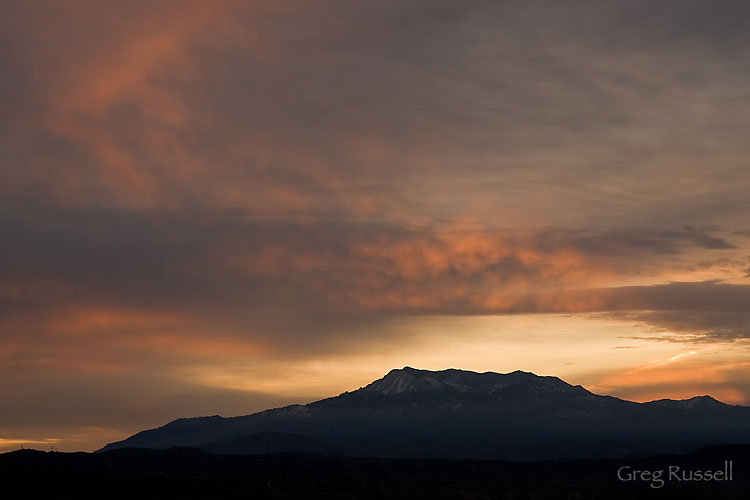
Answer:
(100, 367, 750, 460)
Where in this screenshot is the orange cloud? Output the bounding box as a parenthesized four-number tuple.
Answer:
(224, 228, 618, 313)
(9, 1, 317, 209)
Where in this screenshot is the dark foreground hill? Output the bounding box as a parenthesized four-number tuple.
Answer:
(2, 444, 749, 499)
(102, 367, 750, 460)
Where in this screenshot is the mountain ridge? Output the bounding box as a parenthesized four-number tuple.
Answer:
(100, 367, 750, 460)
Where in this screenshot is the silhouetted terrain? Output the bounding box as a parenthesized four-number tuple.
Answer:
(2, 444, 748, 499)
(102, 367, 750, 460)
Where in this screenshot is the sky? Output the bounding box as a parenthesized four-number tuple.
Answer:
(1, 0, 750, 452)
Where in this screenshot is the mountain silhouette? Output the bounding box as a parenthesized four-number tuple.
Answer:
(101, 367, 750, 460)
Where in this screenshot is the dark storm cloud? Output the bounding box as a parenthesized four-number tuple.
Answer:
(0, 204, 743, 350)
(610, 310, 750, 344)
(570, 228, 736, 255)
(588, 282, 750, 343)
(0, 205, 734, 307)
(656, 228, 736, 250)
(593, 281, 750, 313)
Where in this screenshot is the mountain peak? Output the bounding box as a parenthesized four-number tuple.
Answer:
(683, 395, 725, 408)
(361, 367, 556, 396)
(649, 394, 728, 409)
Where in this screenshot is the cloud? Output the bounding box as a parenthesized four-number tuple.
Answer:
(2, 1, 750, 229)
(602, 309, 750, 344)
(1, 205, 740, 320)
(4, 0, 750, 450)
(656, 228, 735, 249)
(1, 205, 747, 369)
